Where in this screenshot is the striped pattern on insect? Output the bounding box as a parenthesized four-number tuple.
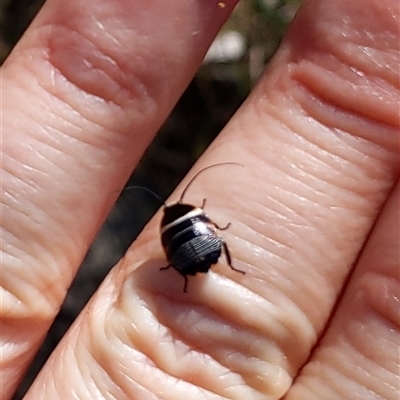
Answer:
(129, 163, 245, 292)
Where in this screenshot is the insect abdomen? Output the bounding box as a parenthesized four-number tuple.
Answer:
(169, 235, 222, 275)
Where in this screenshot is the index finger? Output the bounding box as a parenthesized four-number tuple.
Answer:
(0, 0, 238, 397)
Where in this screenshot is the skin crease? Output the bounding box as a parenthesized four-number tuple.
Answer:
(0, 0, 399, 400)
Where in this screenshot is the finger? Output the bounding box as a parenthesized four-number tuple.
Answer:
(25, 0, 399, 399)
(284, 179, 400, 400)
(0, 0, 238, 397)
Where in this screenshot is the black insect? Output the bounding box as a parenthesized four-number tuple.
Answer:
(131, 162, 245, 292)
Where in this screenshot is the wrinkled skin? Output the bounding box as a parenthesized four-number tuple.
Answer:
(1, 0, 399, 399)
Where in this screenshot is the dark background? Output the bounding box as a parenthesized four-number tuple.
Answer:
(1, 0, 300, 398)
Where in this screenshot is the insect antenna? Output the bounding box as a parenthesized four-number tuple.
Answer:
(179, 162, 244, 202)
(124, 186, 166, 207)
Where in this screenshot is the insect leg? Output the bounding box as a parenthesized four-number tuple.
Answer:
(182, 275, 189, 293)
(222, 242, 245, 274)
(214, 222, 231, 231)
(201, 198, 207, 209)
(160, 265, 189, 292)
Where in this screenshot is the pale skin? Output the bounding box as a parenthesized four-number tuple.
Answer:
(1, 0, 399, 399)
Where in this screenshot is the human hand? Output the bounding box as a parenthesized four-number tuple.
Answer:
(2, 0, 399, 399)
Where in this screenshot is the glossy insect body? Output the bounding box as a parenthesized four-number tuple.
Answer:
(161, 203, 220, 273)
(158, 163, 245, 292)
(126, 162, 245, 292)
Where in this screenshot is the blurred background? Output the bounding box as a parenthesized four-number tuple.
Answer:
(1, 0, 301, 398)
